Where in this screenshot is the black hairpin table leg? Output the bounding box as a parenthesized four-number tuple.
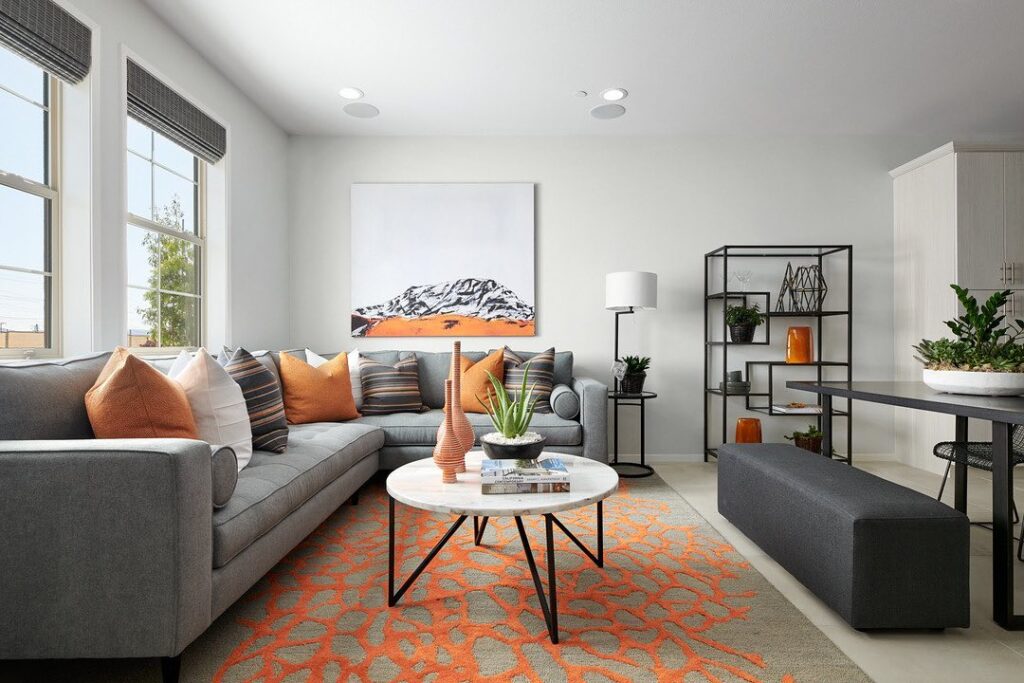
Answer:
(388, 495, 467, 607)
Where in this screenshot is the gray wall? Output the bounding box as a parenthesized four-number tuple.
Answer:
(287, 135, 946, 459)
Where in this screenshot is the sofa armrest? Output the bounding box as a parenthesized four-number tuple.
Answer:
(0, 439, 213, 659)
(572, 377, 608, 462)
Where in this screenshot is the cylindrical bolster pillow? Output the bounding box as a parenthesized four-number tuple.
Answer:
(211, 445, 238, 508)
(550, 384, 580, 420)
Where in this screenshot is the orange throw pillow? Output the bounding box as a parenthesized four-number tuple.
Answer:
(457, 349, 506, 413)
(85, 347, 198, 439)
(279, 352, 360, 424)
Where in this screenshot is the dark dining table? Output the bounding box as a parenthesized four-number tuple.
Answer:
(788, 380, 1024, 631)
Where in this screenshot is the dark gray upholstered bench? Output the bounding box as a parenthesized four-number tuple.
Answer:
(717, 443, 970, 629)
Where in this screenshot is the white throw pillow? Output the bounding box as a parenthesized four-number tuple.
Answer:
(170, 349, 254, 471)
(305, 348, 362, 409)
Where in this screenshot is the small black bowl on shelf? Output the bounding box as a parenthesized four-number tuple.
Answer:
(480, 435, 547, 460)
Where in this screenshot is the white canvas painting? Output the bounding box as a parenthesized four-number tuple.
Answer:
(351, 183, 535, 336)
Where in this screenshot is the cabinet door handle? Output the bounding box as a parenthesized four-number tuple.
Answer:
(1001, 262, 1007, 283)
(1012, 262, 1017, 284)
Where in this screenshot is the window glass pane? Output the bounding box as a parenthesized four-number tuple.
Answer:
(160, 293, 199, 348)
(126, 224, 157, 288)
(127, 151, 153, 219)
(153, 130, 194, 179)
(127, 287, 157, 347)
(127, 117, 152, 159)
(0, 185, 47, 272)
(0, 89, 45, 183)
(0, 45, 45, 104)
(153, 166, 196, 233)
(158, 235, 199, 295)
(0, 270, 48, 347)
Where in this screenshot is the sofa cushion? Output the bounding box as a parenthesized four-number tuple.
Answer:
(0, 351, 110, 440)
(413, 350, 485, 408)
(550, 384, 581, 419)
(279, 351, 360, 424)
(503, 347, 555, 413)
(211, 445, 239, 508)
(493, 348, 573, 387)
(359, 353, 426, 414)
(355, 410, 581, 447)
(220, 348, 289, 453)
(212, 422, 384, 567)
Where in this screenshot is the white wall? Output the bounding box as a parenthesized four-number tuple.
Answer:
(288, 135, 947, 458)
(60, 0, 291, 354)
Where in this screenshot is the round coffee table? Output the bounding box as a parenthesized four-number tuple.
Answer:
(386, 451, 618, 644)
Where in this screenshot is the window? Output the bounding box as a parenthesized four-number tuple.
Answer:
(0, 45, 60, 358)
(126, 117, 205, 349)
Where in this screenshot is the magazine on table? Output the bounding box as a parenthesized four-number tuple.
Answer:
(480, 457, 570, 494)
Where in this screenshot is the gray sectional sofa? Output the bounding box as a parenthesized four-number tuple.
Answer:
(0, 348, 607, 680)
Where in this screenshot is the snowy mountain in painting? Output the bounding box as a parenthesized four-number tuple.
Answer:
(354, 278, 534, 325)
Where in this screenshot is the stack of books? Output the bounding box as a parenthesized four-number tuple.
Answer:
(480, 457, 570, 494)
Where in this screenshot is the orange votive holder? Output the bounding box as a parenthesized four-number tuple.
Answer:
(786, 326, 813, 364)
(735, 418, 763, 444)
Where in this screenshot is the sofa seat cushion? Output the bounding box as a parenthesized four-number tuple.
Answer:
(212, 422, 384, 567)
(355, 410, 581, 447)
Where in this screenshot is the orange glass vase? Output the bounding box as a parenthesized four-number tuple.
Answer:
(786, 326, 813, 364)
(438, 341, 473, 473)
(433, 380, 464, 484)
(735, 418, 763, 444)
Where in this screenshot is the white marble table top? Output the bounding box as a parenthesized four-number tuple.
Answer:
(386, 451, 618, 517)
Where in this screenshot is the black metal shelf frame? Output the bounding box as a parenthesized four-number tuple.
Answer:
(703, 245, 854, 464)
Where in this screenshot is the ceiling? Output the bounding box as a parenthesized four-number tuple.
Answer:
(142, 0, 1024, 137)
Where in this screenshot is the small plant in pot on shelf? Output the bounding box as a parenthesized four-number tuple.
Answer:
(725, 303, 764, 343)
(478, 366, 546, 460)
(784, 424, 824, 454)
(913, 285, 1024, 396)
(619, 355, 651, 394)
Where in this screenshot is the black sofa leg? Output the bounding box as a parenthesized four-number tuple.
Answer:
(348, 491, 359, 505)
(161, 655, 180, 683)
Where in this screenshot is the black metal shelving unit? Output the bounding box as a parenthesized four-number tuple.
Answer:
(703, 245, 853, 464)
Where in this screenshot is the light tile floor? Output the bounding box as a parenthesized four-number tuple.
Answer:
(655, 460, 1024, 683)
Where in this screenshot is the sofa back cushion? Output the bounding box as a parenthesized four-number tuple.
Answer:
(0, 351, 111, 440)
(414, 350, 485, 408)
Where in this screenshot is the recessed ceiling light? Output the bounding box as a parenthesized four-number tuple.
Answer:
(601, 88, 628, 102)
(590, 103, 626, 119)
(338, 87, 364, 100)
(575, 90, 588, 98)
(344, 102, 380, 118)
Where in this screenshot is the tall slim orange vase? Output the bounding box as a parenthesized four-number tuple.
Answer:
(786, 326, 813, 364)
(433, 380, 463, 484)
(438, 341, 474, 473)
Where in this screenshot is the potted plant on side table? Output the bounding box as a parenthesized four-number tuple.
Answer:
(913, 285, 1024, 396)
(784, 424, 824, 454)
(479, 366, 546, 460)
(620, 355, 651, 394)
(725, 303, 764, 343)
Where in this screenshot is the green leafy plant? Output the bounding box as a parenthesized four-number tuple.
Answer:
(725, 303, 764, 327)
(913, 285, 1024, 372)
(784, 424, 823, 440)
(621, 355, 651, 374)
(478, 365, 538, 439)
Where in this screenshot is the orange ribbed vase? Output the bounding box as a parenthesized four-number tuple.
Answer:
(433, 380, 463, 483)
(786, 326, 813, 364)
(437, 341, 473, 473)
(735, 418, 763, 444)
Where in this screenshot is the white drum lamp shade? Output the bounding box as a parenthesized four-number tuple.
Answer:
(606, 272, 658, 311)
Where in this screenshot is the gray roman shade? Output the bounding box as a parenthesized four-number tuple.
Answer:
(0, 0, 91, 83)
(127, 59, 226, 164)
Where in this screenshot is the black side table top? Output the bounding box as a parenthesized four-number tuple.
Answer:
(608, 391, 658, 400)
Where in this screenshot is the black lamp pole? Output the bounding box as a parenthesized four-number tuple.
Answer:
(613, 307, 635, 393)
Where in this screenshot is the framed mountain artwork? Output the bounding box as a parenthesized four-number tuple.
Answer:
(350, 183, 536, 337)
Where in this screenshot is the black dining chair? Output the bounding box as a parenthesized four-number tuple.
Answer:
(934, 428, 1024, 561)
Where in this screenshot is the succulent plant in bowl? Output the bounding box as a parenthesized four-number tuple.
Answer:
(913, 285, 1024, 396)
(478, 364, 546, 459)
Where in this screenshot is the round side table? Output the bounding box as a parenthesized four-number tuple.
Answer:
(608, 391, 657, 478)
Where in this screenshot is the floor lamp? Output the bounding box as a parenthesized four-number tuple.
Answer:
(605, 271, 658, 392)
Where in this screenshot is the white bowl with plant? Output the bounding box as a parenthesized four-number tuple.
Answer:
(914, 285, 1024, 396)
(478, 365, 546, 459)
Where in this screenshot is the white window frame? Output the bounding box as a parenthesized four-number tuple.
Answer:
(0, 69, 61, 360)
(125, 123, 207, 353)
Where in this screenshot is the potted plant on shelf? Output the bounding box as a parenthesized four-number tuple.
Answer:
(913, 285, 1024, 396)
(620, 355, 651, 393)
(478, 366, 546, 460)
(725, 303, 764, 343)
(784, 424, 824, 454)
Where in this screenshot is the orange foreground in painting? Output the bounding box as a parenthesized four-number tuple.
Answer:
(361, 315, 535, 336)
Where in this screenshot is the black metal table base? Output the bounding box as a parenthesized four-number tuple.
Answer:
(388, 497, 604, 644)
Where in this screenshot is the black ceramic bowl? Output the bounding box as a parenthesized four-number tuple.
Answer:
(480, 435, 547, 460)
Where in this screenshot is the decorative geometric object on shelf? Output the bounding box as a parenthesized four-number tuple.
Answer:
(776, 262, 828, 312)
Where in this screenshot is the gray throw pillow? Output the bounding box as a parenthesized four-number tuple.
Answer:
(549, 384, 580, 420)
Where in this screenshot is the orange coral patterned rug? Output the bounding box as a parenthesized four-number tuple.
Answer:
(205, 475, 866, 683)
